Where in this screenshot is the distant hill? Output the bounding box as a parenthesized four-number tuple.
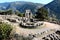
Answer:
(0, 1, 44, 13)
(44, 0, 60, 20)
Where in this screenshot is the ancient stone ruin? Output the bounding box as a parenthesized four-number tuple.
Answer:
(20, 9, 43, 28)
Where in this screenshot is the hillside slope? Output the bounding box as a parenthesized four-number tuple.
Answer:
(44, 0, 60, 19)
(0, 1, 44, 13)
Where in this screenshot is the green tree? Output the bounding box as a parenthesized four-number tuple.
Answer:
(0, 23, 12, 40)
(15, 10, 24, 17)
(6, 9, 13, 15)
(35, 7, 48, 21)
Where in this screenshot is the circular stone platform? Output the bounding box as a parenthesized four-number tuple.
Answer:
(20, 21, 43, 28)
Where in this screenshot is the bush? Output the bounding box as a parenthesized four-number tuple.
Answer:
(0, 23, 12, 40)
(18, 13, 24, 17)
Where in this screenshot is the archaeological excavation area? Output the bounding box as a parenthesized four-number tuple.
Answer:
(0, 10, 60, 40)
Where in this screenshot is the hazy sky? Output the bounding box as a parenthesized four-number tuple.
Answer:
(0, 0, 53, 4)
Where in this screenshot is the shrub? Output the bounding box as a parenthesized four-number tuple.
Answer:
(0, 23, 12, 40)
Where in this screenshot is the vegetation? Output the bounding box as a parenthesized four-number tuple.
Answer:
(48, 14, 60, 24)
(0, 9, 25, 17)
(15, 10, 24, 17)
(17, 13, 24, 17)
(0, 22, 12, 40)
(35, 7, 49, 21)
(6, 9, 13, 15)
(0, 9, 13, 15)
(35, 7, 60, 24)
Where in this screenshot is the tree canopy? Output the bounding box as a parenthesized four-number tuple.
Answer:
(35, 7, 49, 21)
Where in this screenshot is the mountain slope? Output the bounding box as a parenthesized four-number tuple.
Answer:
(44, 0, 60, 19)
(0, 1, 44, 13)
